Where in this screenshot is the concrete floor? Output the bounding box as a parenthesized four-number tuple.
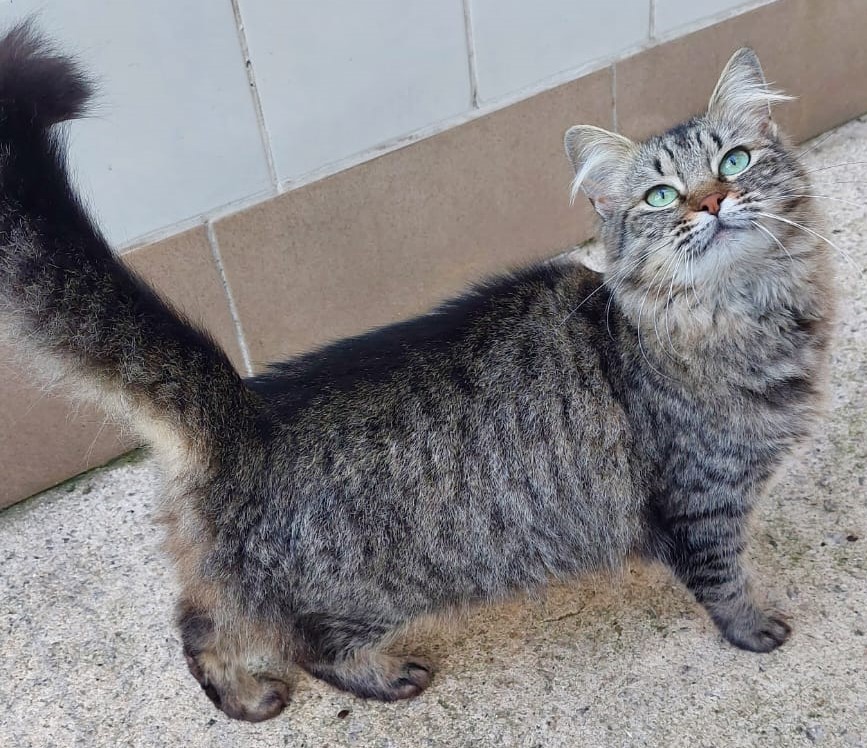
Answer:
(2, 118, 866, 748)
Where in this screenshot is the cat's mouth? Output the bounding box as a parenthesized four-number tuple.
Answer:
(691, 219, 744, 255)
(710, 222, 741, 240)
(691, 212, 761, 256)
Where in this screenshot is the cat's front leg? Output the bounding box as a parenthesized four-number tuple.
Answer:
(661, 503, 791, 652)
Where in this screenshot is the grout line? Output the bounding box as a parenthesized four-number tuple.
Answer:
(461, 0, 481, 108)
(205, 221, 254, 376)
(116, 188, 276, 253)
(649, 0, 657, 40)
(611, 64, 618, 133)
(277, 43, 651, 194)
(230, 0, 280, 190)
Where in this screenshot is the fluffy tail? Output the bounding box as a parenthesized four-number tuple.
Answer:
(0, 22, 261, 465)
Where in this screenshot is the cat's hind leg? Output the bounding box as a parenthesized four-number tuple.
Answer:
(295, 613, 433, 700)
(178, 602, 296, 722)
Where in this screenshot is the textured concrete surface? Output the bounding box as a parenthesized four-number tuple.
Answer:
(2, 119, 866, 747)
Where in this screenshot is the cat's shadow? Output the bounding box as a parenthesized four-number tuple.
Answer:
(401, 563, 701, 674)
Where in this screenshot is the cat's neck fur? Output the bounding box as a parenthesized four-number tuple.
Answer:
(608, 226, 833, 388)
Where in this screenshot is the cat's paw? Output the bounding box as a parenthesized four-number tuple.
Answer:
(719, 609, 791, 653)
(383, 657, 434, 700)
(185, 652, 291, 722)
(303, 651, 434, 701)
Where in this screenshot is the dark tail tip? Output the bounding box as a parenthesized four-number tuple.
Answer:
(0, 19, 93, 130)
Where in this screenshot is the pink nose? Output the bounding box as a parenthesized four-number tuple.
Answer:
(698, 192, 726, 215)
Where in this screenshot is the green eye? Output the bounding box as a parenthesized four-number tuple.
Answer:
(645, 185, 679, 208)
(719, 148, 751, 177)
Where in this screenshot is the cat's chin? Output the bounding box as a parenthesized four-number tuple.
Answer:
(705, 215, 771, 253)
(686, 223, 771, 279)
(714, 225, 753, 246)
(692, 223, 748, 257)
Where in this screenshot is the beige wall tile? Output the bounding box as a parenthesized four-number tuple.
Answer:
(616, 0, 803, 142)
(122, 227, 246, 372)
(0, 359, 125, 510)
(797, 0, 867, 141)
(0, 226, 243, 509)
(617, 0, 867, 145)
(215, 69, 612, 365)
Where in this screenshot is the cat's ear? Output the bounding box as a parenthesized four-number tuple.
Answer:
(707, 48, 791, 133)
(564, 125, 635, 218)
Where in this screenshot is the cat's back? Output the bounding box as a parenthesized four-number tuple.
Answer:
(248, 259, 616, 426)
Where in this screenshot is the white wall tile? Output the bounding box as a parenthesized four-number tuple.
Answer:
(469, 0, 649, 102)
(0, 1, 272, 246)
(237, 0, 472, 183)
(654, 0, 755, 36)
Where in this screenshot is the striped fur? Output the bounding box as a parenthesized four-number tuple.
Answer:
(0, 27, 835, 723)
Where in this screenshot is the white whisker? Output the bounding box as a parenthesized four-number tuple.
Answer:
(800, 161, 867, 178)
(649, 256, 678, 358)
(775, 192, 864, 209)
(809, 179, 867, 188)
(662, 249, 688, 358)
(602, 249, 660, 343)
(556, 252, 645, 330)
(85, 415, 110, 464)
(751, 220, 795, 265)
(795, 131, 837, 160)
(649, 249, 688, 362)
(604, 271, 632, 342)
(756, 210, 865, 278)
(686, 249, 702, 310)
(605, 256, 647, 340)
(635, 261, 677, 382)
(555, 281, 606, 328)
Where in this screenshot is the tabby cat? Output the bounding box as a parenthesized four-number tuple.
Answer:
(0, 22, 834, 723)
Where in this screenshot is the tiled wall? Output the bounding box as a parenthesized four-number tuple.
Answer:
(2, 0, 765, 247)
(2, 0, 867, 507)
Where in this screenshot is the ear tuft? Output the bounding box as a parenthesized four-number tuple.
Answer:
(563, 125, 634, 217)
(708, 48, 792, 127)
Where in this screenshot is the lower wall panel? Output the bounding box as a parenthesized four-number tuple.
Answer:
(2, 0, 867, 507)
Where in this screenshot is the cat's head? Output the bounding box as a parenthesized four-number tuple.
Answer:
(565, 49, 819, 321)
